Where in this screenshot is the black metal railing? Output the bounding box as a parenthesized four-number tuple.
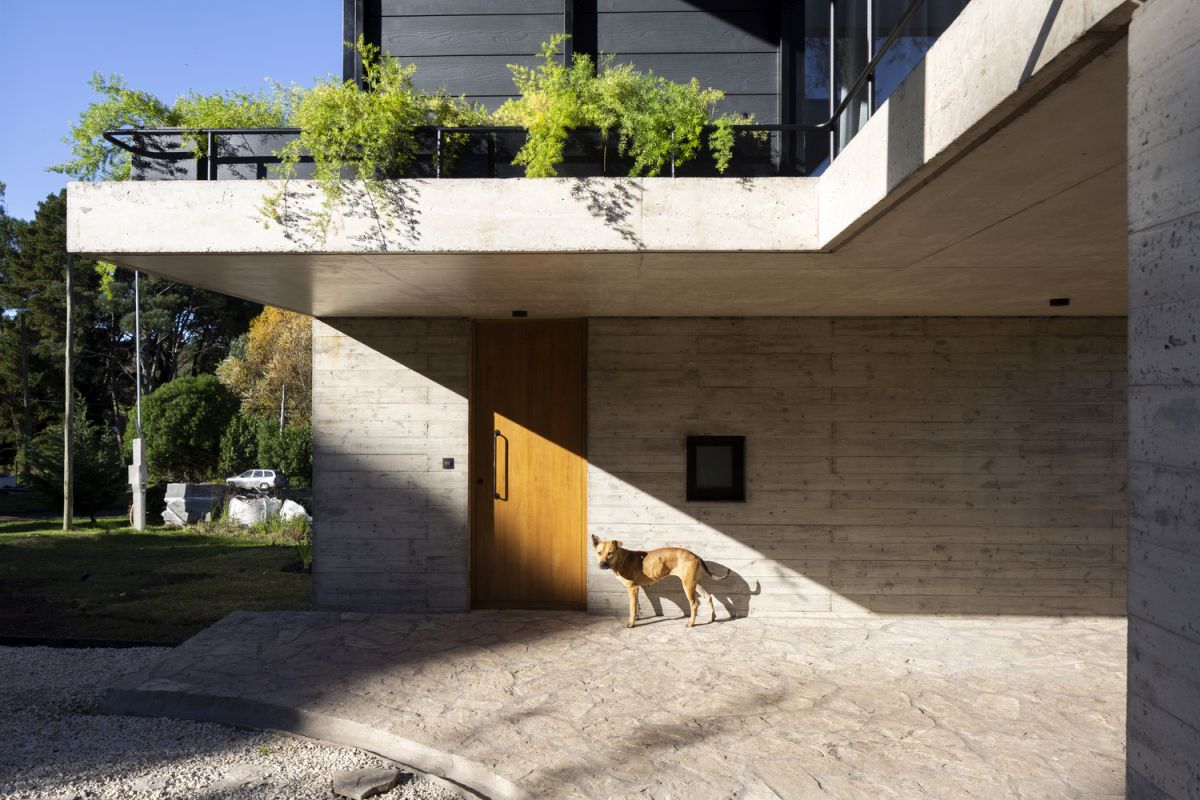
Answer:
(103, 0, 931, 181)
(104, 123, 827, 180)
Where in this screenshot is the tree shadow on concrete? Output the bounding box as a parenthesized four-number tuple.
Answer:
(263, 179, 424, 252)
(568, 178, 644, 249)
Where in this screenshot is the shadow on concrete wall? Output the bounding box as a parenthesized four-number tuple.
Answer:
(311, 318, 470, 613)
(637, 561, 760, 623)
(317, 317, 1126, 622)
(886, 58, 925, 194)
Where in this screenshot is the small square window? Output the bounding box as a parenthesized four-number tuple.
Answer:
(686, 436, 745, 502)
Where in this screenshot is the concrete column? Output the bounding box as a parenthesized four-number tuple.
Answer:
(1126, 0, 1200, 797)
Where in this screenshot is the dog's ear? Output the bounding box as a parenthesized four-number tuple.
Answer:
(613, 540, 623, 549)
(590, 534, 601, 548)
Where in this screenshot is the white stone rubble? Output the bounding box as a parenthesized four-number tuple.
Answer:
(0, 646, 460, 800)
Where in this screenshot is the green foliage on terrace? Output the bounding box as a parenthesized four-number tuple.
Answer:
(54, 36, 755, 240)
(51, 74, 290, 182)
(264, 38, 489, 238)
(494, 35, 748, 177)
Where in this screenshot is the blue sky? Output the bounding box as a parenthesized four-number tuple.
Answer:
(0, 1, 341, 220)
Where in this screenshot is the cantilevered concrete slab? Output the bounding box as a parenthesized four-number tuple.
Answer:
(67, 0, 1133, 317)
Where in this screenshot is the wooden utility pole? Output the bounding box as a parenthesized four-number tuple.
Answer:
(63, 253, 74, 531)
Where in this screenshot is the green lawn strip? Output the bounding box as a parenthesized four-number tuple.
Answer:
(0, 517, 310, 643)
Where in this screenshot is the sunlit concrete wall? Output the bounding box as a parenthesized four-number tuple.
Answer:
(311, 318, 470, 612)
(311, 316, 1127, 620)
(587, 317, 1127, 618)
(1126, 0, 1200, 796)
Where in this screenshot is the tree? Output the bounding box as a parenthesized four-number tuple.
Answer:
(217, 307, 312, 425)
(0, 191, 260, 471)
(126, 375, 237, 482)
(27, 402, 126, 523)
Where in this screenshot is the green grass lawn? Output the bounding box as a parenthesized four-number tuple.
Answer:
(0, 517, 311, 644)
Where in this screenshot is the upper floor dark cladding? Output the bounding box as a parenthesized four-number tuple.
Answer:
(344, 0, 971, 169)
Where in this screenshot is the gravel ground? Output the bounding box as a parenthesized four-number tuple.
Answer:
(0, 646, 463, 800)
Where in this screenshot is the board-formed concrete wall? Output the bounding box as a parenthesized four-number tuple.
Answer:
(311, 315, 1126, 620)
(1126, 0, 1200, 796)
(312, 318, 471, 612)
(587, 317, 1127, 618)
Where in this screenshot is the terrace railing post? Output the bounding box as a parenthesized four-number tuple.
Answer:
(435, 128, 442, 179)
(829, 0, 838, 160)
(206, 130, 217, 180)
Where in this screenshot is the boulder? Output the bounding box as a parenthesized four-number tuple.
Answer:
(279, 499, 311, 522)
(228, 496, 283, 526)
(331, 767, 403, 799)
(160, 483, 224, 526)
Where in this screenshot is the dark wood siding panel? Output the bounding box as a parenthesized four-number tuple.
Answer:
(404, 55, 539, 97)
(596, 0, 774, 11)
(590, 11, 777, 54)
(607, 52, 777, 95)
(381, 14, 563, 58)
(383, 0, 561, 13)
(373, 2, 781, 123)
(715, 94, 777, 122)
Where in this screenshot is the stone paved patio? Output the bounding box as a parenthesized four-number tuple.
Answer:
(104, 611, 1125, 799)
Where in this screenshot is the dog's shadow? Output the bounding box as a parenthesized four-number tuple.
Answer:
(639, 563, 761, 624)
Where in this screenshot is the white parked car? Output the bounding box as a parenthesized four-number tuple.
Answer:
(225, 469, 287, 492)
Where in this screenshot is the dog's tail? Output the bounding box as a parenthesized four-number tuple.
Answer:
(700, 558, 730, 581)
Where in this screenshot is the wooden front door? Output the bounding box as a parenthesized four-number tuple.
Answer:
(471, 320, 587, 609)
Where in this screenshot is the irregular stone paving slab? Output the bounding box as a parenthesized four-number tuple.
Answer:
(104, 611, 1126, 799)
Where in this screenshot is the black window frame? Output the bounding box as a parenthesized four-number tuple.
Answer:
(686, 435, 746, 502)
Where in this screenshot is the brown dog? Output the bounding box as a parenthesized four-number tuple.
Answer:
(591, 535, 729, 628)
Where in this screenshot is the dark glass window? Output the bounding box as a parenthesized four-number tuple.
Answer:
(686, 436, 746, 502)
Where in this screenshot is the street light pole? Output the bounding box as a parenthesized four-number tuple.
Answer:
(63, 254, 74, 531)
(130, 270, 147, 530)
(15, 308, 30, 483)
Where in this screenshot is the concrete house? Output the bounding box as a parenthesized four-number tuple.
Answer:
(67, 0, 1199, 796)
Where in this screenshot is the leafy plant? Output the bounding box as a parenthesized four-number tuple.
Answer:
(496, 36, 752, 177)
(294, 531, 313, 572)
(52, 76, 290, 181)
(493, 36, 597, 177)
(51, 74, 175, 181)
(265, 37, 488, 239)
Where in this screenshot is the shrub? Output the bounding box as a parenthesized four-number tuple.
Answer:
(126, 375, 237, 482)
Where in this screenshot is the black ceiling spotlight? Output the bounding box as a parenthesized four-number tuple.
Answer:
(1049, 298, 1071, 307)
(511, 310, 528, 318)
